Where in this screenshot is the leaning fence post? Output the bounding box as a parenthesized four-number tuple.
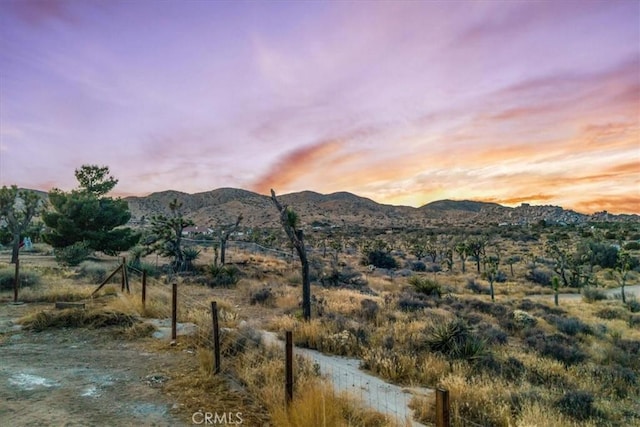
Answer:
(13, 258, 20, 303)
(171, 282, 177, 343)
(436, 388, 450, 427)
(285, 330, 293, 406)
(211, 301, 221, 374)
(141, 270, 147, 310)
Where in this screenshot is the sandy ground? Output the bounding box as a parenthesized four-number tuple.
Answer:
(0, 303, 188, 427)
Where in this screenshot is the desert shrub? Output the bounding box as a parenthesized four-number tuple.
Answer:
(629, 314, 640, 328)
(321, 266, 367, 287)
(425, 318, 487, 362)
(508, 390, 542, 414)
(206, 265, 240, 287)
(397, 294, 430, 312)
(524, 330, 586, 366)
(408, 276, 442, 298)
(55, 242, 92, 266)
(624, 241, 640, 250)
(465, 277, 489, 294)
(525, 268, 552, 286)
(409, 261, 426, 272)
(360, 298, 379, 322)
(582, 286, 607, 302)
(424, 262, 441, 273)
(0, 267, 41, 291)
(626, 296, 640, 313)
(363, 250, 398, 269)
(595, 307, 627, 320)
(589, 364, 638, 398)
(492, 270, 508, 283)
(512, 310, 538, 328)
(482, 355, 525, 382)
(544, 315, 592, 336)
(249, 287, 275, 306)
(477, 324, 508, 345)
(361, 347, 417, 383)
(75, 262, 108, 283)
(554, 390, 600, 421)
(137, 262, 161, 278)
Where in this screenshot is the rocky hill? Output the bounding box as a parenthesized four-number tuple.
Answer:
(123, 188, 638, 230)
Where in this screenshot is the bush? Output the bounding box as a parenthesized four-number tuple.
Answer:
(55, 242, 92, 266)
(249, 287, 274, 306)
(555, 390, 600, 421)
(590, 364, 638, 398)
(206, 265, 240, 287)
(426, 318, 487, 362)
(476, 324, 508, 345)
(408, 276, 442, 298)
(0, 267, 41, 291)
(360, 299, 379, 322)
(76, 262, 108, 283)
(626, 296, 640, 313)
(544, 315, 592, 336)
(525, 268, 552, 286)
(582, 287, 607, 303)
(410, 261, 427, 272)
(363, 250, 398, 269)
(524, 330, 586, 366)
(624, 241, 640, 250)
(397, 295, 429, 312)
(595, 307, 627, 320)
(465, 278, 489, 294)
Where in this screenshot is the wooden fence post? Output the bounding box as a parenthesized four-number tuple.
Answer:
(141, 271, 147, 310)
(436, 388, 450, 427)
(121, 257, 126, 292)
(211, 301, 221, 374)
(171, 282, 177, 343)
(13, 258, 20, 303)
(285, 330, 293, 406)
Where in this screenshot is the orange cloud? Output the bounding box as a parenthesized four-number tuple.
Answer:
(250, 139, 343, 194)
(573, 196, 640, 215)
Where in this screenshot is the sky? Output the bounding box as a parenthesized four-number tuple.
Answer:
(0, 0, 638, 214)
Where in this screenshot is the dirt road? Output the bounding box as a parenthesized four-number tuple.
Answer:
(0, 303, 187, 427)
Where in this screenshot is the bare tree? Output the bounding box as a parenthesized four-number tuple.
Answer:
(270, 189, 311, 321)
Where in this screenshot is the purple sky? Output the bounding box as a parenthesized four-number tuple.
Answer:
(1, 0, 638, 213)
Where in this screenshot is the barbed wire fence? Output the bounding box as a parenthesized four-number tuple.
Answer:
(88, 240, 454, 427)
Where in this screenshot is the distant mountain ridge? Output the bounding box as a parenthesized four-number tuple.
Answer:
(122, 188, 638, 229)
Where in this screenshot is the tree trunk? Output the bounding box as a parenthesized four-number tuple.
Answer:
(11, 233, 20, 264)
(297, 230, 311, 320)
(220, 239, 226, 265)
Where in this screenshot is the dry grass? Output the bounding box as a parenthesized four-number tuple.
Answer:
(20, 307, 137, 331)
(14, 280, 98, 303)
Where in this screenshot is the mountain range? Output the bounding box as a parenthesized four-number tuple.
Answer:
(122, 188, 637, 229)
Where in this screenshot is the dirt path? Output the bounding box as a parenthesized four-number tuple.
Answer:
(0, 303, 187, 427)
(258, 330, 429, 426)
(530, 284, 640, 303)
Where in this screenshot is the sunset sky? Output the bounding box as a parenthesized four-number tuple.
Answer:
(1, 0, 638, 214)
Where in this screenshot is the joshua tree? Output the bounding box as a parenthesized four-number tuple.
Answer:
(552, 276, 560, 307)
(217, 214, 243, 265)
(466, 237, 486, 273)
(454, 241, 468, 273)
(485, 255, 500, 302)
(271, 189, 311, 321)
(616, 250, 632, 304)
(0, 186, 43, 264)
(149, 199, 194, 272)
